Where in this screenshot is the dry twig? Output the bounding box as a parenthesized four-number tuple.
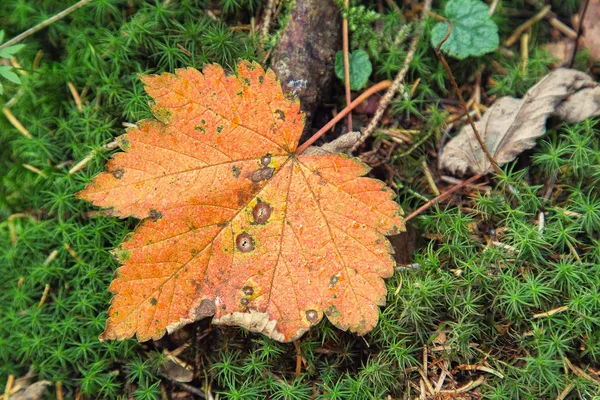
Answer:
(351, 0, 433, 153)
(260, 0, 276, 39)
(0, 0, 94, 50)
(505, 5, 551, 47)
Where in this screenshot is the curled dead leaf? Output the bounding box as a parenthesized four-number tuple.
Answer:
(441, 68, 600, 175)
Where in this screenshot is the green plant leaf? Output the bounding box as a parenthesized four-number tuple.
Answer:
(430, 0, 499, 60)
(335, 49, 372, 91)
(0, 66, 21, 84)
(0, 44, 26, 59)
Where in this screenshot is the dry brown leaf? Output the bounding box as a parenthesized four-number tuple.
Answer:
(8, 370, 50, 400)
(440, 68, 600, 175)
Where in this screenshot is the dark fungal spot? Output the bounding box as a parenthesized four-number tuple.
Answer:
(258, 76, 264, 84)
(195, 125, 206, 133)
(216, 125, 224, 134)
(149, 210, 163, 222)
(112, 169, 124, 179)
(242, 77, 250, 86)
(191, 249, 200, 257)
(260, 154, 272, 167)
(240, 298, 249, 306)
(251, 167, 274, 182)
(236, 232, 254, 253)
(274, 109, 286, 121)
(252, 201, 272, 224)
(231, 165, 241, 178)
(150, 297, 157, 306)
(306, 309, 318, 323)
(217, 221, 228, 228)
(242, 286, 254, 296)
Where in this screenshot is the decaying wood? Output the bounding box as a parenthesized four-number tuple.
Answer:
(271, 0, 341, 140)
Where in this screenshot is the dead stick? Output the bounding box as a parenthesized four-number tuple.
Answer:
(294, 340, 302, 376)
(296, 80, 392, 154)
(2, 108, 32, 138)
(342, 0, 352, 132)
(260, 0, 275, 38)
(569, 0, 591, 68)
(405, 173, 483, 222)
(434, 23, 503, 175)
(38, 284, 50, 308)
(0, 0, 94, 51)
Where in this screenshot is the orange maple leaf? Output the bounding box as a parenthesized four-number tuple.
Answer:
(77, 61, 404, 342)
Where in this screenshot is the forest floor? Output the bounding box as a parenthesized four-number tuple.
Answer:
(1, 0, 600, 399)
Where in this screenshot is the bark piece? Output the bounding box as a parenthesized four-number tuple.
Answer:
(271, 0, 341, 140)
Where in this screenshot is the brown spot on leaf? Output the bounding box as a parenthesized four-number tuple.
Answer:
(150, 297, 157, 306)
(217, 221, 228, 228)
(258, 76, 264, 84)
(216, 125, 224, 134)
(240, 298, 250, 306)
(236, 232, 254, 253)
(112, 169, 124, 179)
(274, 109, 286, 121)
(325, 305, 340, 318)
(242, 286, 254, 295)
(252, 201, 272, 224)
(154, 108, 172, 123)
(251, 167, 274, 182)
(306, 309, 318, 324)
(260, 154, 272, 167)
(231, 165, 241, 178)
(116, 136, 131, 150)
(236, 189, 253, 206)
(329, 274, 339, 287)
(193, 299, 216, 319)
(149, 210, 163, 222)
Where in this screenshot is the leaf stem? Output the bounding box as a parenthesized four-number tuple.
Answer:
(296, 80, 392, 154)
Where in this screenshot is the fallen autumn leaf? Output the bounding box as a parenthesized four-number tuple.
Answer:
(77, 61, 405, 342)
